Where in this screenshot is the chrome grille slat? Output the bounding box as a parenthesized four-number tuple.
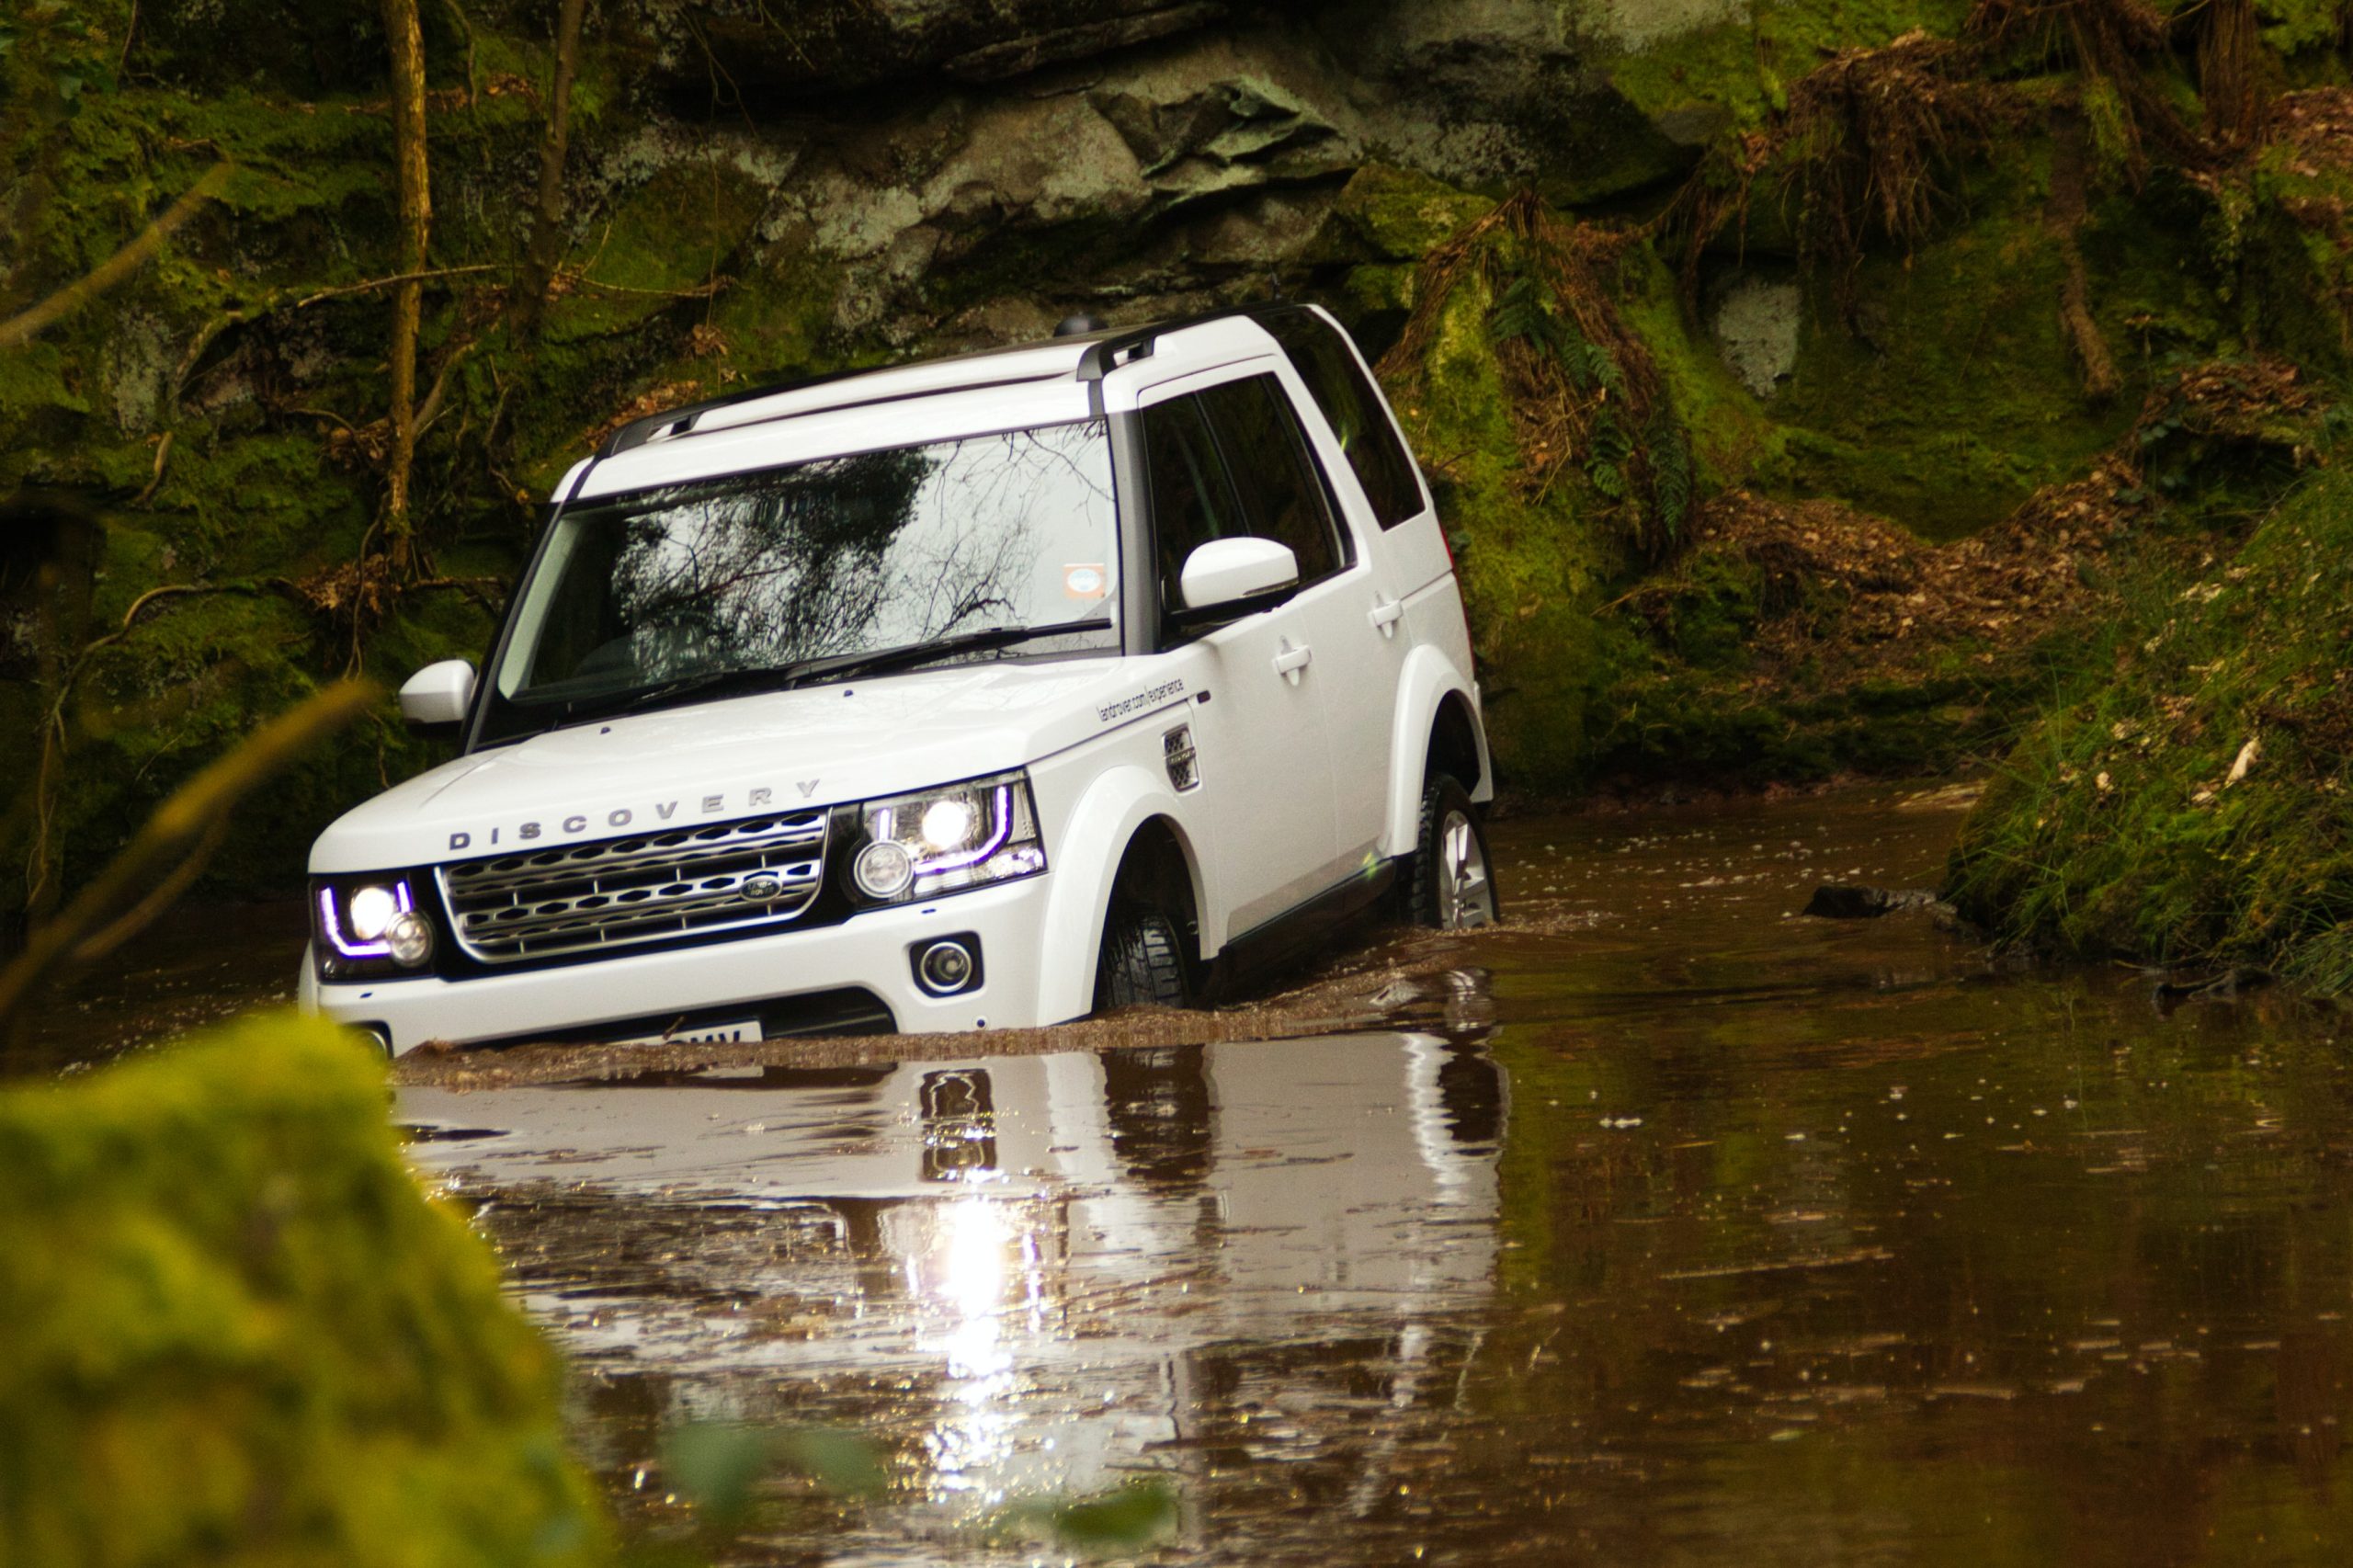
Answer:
(438, 810, 831, 963)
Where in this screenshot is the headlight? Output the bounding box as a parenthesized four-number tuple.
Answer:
(850, 771, 1046, 905)
(313, 876, 436, 979)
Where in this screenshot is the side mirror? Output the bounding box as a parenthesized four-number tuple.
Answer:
(398, 659, 476, 732)
(1178, 537, 1300, 615)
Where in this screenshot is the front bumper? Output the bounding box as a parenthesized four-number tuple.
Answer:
(300, 874, 1058, 1056)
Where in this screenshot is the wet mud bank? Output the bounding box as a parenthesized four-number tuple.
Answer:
(400, 782, 2353, 1566)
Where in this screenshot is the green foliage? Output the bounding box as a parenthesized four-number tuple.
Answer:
(1647, 405, 1694, 543)
(1949, 465, 2353, 986)
(658, 1421, 887, 1535)
(1488, 274, 1652, 508)
(1000, 1477, 1182, 1554)
(1392, 269, 1621, 787)
(0, 1010, 613, 1566)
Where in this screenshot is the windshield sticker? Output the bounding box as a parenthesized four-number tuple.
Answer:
(1098, 678, 1185, 724)
(1063, 562, 1108, 601)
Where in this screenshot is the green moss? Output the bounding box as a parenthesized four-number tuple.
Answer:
(1949, 465, 2353, 986)
(1404, 272, 1621, 787)
(549, 160, 773, 343)
(1652, 543, 1767, 667)
(1614, 248, 1792, 493)
(1768, 189, 2143, 539)
(1319, 163, 1494, 264)
(1583, 628, 2021, 787)
(2256, 0, 2349, 58)
(1596, 0, 1974, 137)
(0, 1011, 613, 1566)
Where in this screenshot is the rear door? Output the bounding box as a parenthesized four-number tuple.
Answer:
(1261, 309, 1439, 861)
(1137, 385, 1337, 939)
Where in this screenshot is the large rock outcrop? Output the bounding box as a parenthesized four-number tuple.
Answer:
(7, 0, 2353, 900)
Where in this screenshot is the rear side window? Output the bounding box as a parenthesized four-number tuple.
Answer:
(1195, 376, 1342, 582)
(1140, 394, 1247, 615)
(1265, 312, 1426, 530)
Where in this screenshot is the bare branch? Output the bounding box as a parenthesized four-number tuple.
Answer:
(0, 681, 380, 1043)
(295, 265, 495, 310)
(0, 165, 232, 350)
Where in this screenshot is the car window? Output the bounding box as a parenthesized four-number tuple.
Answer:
(1196, 375, 1342, 583)
(1264, 311, 1427, 530)
(1141, 393, 1247, 617)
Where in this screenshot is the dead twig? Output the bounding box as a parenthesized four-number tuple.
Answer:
(132, 432, 174, 507)
(566, 272, 734, 301)
(294, 265, 495, 312)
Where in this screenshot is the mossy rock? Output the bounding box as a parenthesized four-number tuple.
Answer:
(1591, 0, 1976, 138)
(0, 1011, 613, 1567)
(1766, 186, 2150, 540)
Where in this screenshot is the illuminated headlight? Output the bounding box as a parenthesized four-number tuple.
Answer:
(851, 771, 1046, 906)
(313, 877, 435, 979)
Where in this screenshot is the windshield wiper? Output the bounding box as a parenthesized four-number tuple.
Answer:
(778, 616, 1116, 689)
(556, 618, 1114, 728)
(567, 664, 805, 725)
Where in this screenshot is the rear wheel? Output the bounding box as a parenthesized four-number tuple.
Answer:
(1095, 903, 1190, 1010)
(1406, 775, 1499, 929)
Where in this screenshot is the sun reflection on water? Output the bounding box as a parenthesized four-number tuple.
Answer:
(904, 1194, 1050, 1503)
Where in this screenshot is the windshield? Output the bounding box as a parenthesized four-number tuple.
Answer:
(481, 419, 1120, 741)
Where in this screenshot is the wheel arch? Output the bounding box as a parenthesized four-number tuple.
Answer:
(1036, 767, 1212, 1023)
(1381, 647, 1493, 858)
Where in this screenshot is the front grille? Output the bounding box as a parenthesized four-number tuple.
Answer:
(438, 811, 830, 964)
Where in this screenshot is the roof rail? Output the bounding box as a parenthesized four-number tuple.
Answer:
(599, 364, 876, 458)
(600, 299, 1301, 455)
(1073, 302, 1292, 411)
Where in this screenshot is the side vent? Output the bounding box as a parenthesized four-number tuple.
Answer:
(1164, 724, 1201, 792)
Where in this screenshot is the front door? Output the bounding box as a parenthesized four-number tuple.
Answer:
(1137, 385, 1337, 940)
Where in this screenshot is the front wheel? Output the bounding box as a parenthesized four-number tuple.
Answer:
(1095, 903, 1190, 1011)
(1405, 775, 1500, 930)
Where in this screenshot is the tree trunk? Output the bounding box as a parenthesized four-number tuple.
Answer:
(381, 0, 432, 571)
(508, 0, 587, 342)
(2199, 0, 2266, 147)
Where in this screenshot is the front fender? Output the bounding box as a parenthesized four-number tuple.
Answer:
(1381, 646, 1491, 858)
(1036, 765, 1212, 1023)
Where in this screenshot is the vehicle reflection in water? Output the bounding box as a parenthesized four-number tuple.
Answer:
(393, 785, 2353, 1567)
(402, 1028, 1507, 1541)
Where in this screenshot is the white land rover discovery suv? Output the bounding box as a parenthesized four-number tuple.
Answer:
(301, 304, 1499, 1056)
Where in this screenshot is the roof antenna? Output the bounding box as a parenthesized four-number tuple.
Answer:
(1054, 312, 1106, 337)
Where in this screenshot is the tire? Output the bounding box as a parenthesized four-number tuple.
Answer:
(1095, 903, 1190, 1011)
(1405, 774, 1500, 929)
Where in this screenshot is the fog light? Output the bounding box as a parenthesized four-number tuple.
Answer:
(383, 910, 434, 969)
(855, 839, 915, 899)
(915, 938, 978, 995)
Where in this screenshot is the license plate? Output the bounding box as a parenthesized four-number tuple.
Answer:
(610, 1018, 760, 1049)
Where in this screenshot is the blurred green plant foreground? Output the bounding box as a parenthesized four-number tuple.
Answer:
(0, 1012, 613, 1567)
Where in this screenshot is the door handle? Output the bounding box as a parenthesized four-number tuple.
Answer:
(1370, 595, 1404, 638)
(1272, 640, 1313, 685)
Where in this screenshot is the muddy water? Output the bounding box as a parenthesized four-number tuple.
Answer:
(390, 783, 2353, 1566)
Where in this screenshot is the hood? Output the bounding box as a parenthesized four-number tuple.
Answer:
(310, 658, 1165, 873)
